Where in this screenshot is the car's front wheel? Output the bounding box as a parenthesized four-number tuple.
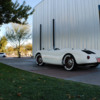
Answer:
(35, 54, 44, 66)
(63, 54, 76, 71)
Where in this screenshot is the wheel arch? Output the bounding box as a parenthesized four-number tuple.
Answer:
(35, 52, 41, 58)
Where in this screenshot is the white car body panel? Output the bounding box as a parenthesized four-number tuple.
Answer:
(35, 48, 100, 65)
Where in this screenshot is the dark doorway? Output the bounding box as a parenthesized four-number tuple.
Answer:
(40, 24, 42, 50)
(98, 5, 100, 22)
(53, 19, 55, 49)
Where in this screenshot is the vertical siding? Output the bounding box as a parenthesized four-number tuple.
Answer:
(33, 0, 100, 56)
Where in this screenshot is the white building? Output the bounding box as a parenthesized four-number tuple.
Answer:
(32, 0, 100, 56)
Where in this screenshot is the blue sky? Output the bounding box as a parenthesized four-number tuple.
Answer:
(0, 0, 42, 37)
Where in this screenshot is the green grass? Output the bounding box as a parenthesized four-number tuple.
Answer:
(0, 63, 100, 100)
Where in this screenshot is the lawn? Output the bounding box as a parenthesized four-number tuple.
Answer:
(0, 63, 100, 100)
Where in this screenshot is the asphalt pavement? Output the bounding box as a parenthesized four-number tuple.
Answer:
(0, 57, 100, 86)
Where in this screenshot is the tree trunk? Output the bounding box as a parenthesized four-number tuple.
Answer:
(18, 50, 21, 58)
(17, 41, 21, 58)
(18, 46, 21, 58)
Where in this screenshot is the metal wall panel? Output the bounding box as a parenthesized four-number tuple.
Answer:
(33, 0, 100, 56)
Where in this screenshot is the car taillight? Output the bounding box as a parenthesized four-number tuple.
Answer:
(87, 56, 90, 59)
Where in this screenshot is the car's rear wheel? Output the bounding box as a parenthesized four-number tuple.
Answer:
(35, 54, 44, 66)
(63, 54, 76, 71)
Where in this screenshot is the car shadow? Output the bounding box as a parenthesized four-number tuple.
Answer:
(36, 64, 100, 72)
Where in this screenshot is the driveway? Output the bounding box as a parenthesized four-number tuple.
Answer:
(0, 57, 100, 86)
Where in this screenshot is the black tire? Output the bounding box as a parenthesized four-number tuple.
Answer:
(35, 54, 44, 66)
(3, 56, 6, 58)
(63, 54, 76, 71)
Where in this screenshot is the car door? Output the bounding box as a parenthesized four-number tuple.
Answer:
(42, 50, 62, 65)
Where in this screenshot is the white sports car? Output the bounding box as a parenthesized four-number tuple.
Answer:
(35, 48, 100, 71)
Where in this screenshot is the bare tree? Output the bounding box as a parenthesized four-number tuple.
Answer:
(6, 23, 31, 58)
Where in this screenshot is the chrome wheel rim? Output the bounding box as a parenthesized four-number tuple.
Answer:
(36, 54, 43, 65)
(64, 55, 74, 71)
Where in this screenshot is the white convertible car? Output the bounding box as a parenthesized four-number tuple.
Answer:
(35, 48, 100, 71)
